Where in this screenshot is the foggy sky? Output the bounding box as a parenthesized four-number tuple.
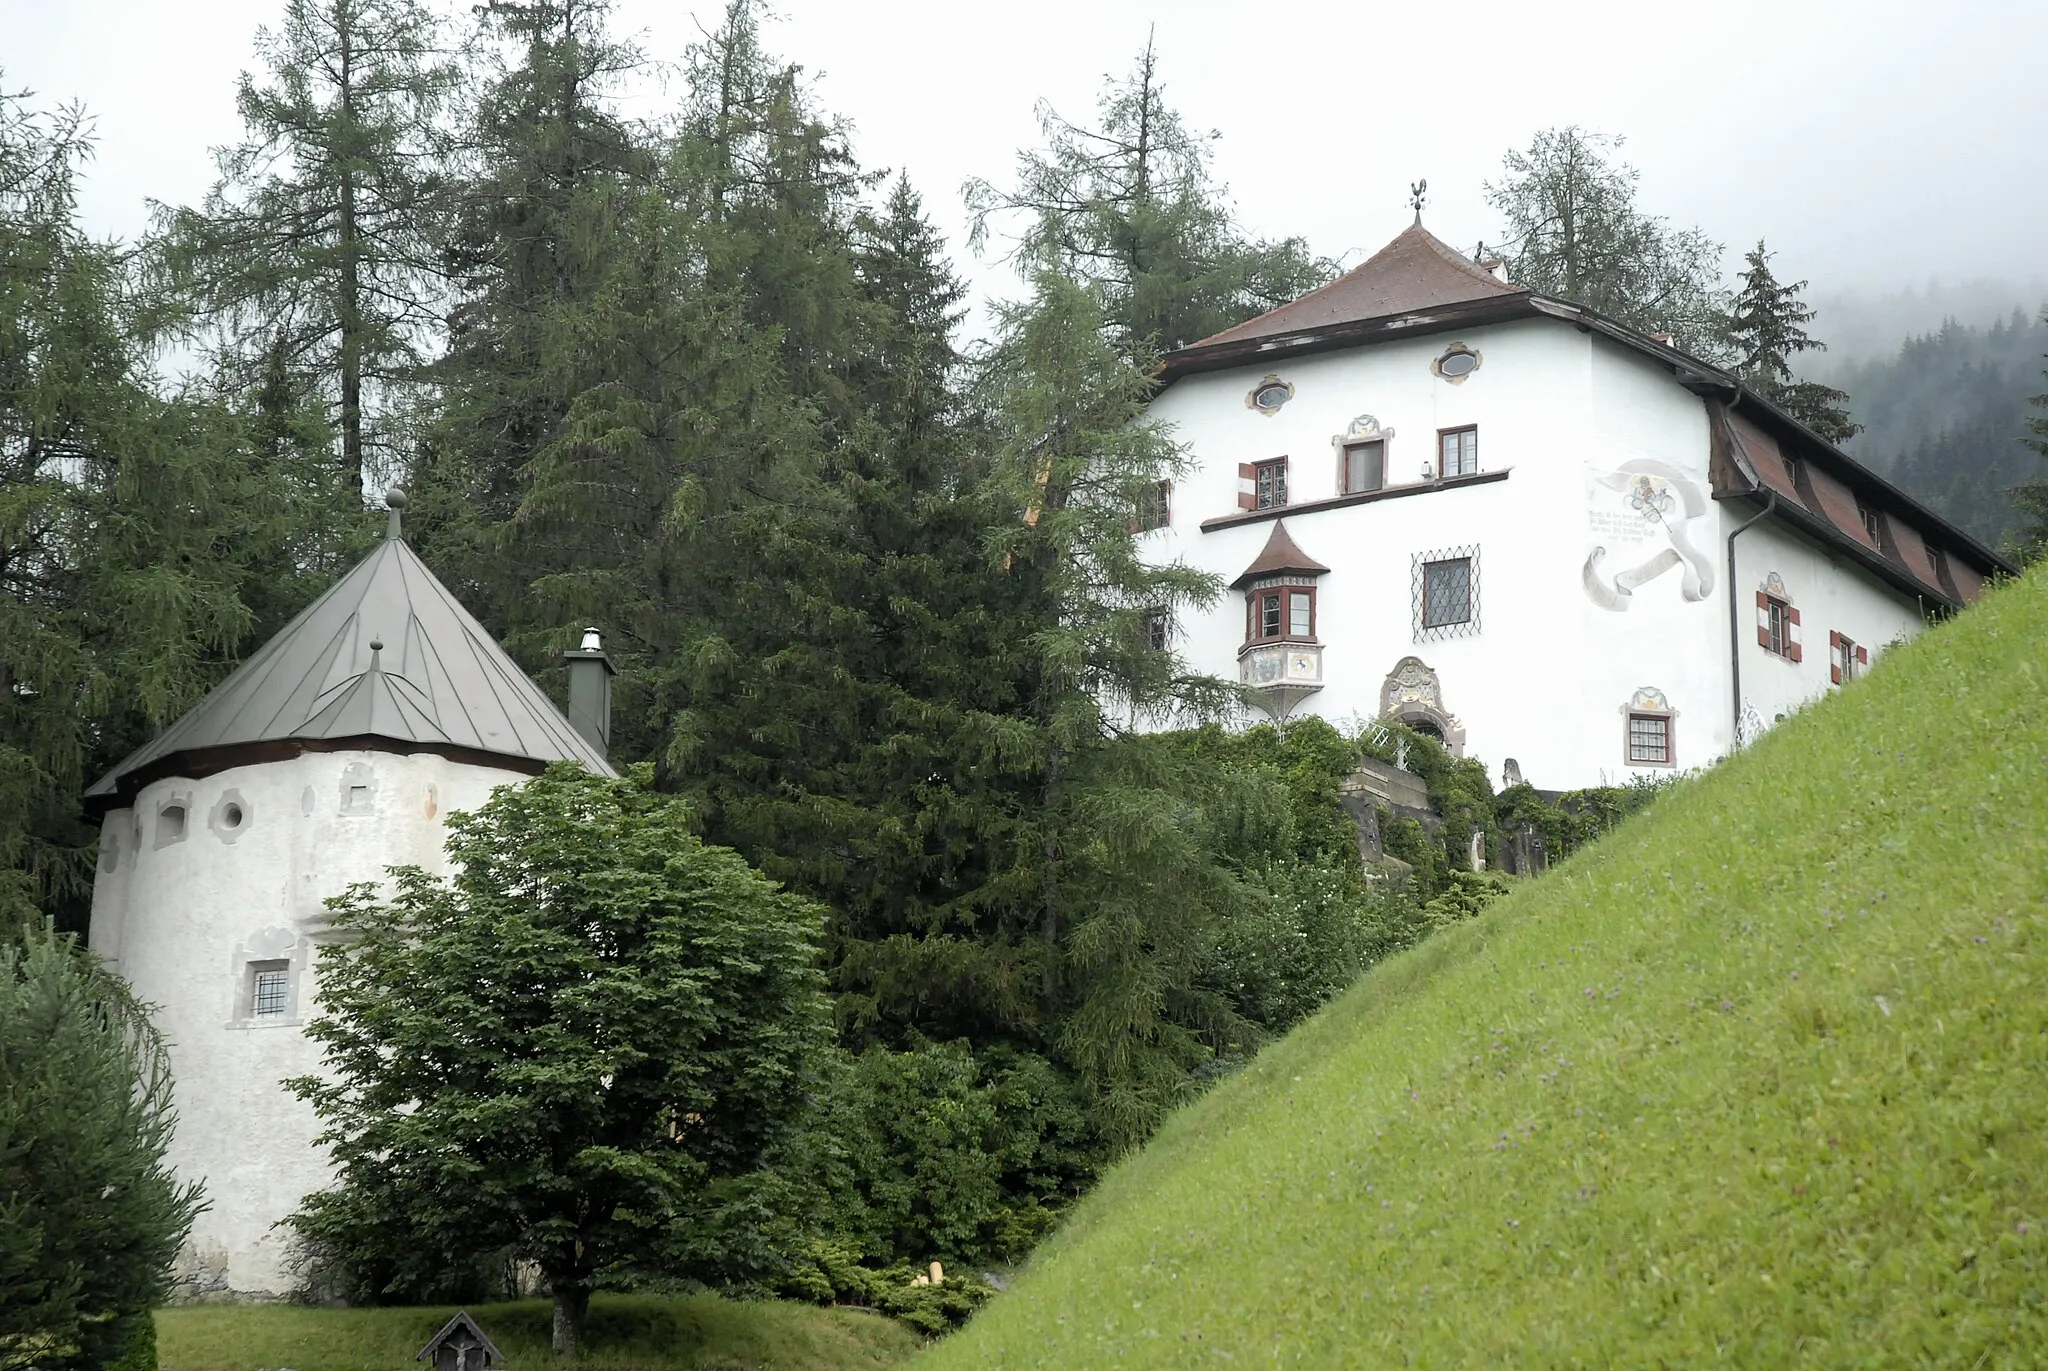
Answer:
(6, 0, 2044, 350)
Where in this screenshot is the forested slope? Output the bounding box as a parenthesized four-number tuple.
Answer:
(1837, 308, 2048, 550)
(923, 569, 2048, 1367)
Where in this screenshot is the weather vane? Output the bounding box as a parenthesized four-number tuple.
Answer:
(1409, 178, 1428, 221)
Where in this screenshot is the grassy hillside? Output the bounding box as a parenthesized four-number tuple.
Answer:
(157, 1293, 918, 1370)
(923, 573, 2048, 1367)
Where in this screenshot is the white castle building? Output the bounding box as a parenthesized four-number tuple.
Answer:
(1142, 219, 2007, 787)
(85, 494, 614, 1299)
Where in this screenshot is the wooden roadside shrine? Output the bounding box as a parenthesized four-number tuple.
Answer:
(416, 1310, 504, 1371)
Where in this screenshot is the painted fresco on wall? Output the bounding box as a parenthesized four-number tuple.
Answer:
(1582, 459, 1715, 611)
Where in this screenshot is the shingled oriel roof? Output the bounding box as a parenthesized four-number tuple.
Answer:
(1231, 520, 1330, 589)
(87, 501, 614, 809)
(1194, 221, 1524, 350)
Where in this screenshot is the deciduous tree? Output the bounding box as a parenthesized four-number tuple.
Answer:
(1484, 126, 1727, 358)
(289, 764, 831, 1357)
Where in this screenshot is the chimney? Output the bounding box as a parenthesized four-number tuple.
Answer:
(1478, 257, 1509, 283)
(1649, 331, 1677, 348)
(562, 627, 615, 759)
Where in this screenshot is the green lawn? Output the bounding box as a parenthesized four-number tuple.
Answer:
(157, 1293, 920, 1370)
(921, 569, 2048, 1367)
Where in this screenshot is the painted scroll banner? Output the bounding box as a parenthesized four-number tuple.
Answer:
(1582, 459, 1715, 611)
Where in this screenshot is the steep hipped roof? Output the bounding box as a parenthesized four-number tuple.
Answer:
(1194, 220, 1523, 349)
(1231, 520, 1330, 589)
(1155, 224, 2012, 606)
(87, 509, 613, 809)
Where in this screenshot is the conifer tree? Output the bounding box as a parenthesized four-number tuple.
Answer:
(1484, 127, 1728, 358)
(1724, 239, 1860, 444)
(0, 925, 205, 1369)
(2011, 314, 2048, 564)
(977, 267, 1252, 1141)
(965, 35, 1333, 360)
(0, 87, 291, 927)
(154, 0, 458, 498)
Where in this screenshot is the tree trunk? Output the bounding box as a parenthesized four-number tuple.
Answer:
(337, 27, 364, 500)
(1039, 741, 1064, 1006)
(551, 1281, 591, 1356)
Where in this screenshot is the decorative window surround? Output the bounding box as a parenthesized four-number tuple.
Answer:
(1622, 686, 1677, 767)
(1246, 374, 1295, 415)
(1202, 467, 1508, 532)
(1828, 630, 1868, 685)
(1756, 572, 1801, 662)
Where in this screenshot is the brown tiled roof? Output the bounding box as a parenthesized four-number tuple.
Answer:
(1231, 520, 1330, 589)
(1195, 220, 1523, 348)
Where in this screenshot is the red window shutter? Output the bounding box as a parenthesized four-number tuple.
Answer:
(1755, 589, 1769, 610)
(1789, 640, 1803, 663)
(1757, 625, 1772, 649)
(1237, 463, 1255, 511)
(1829, 631, 1842, 685)
(1856, 645, 1868, 665)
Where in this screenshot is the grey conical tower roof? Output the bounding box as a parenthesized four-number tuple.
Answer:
(86, 504, 614, 810)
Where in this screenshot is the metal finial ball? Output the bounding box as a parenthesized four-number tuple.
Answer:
(384, 488, 408, 510)
(369, 639, 384, 652)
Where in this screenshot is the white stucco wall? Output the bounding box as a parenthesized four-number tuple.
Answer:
(1144, 320, 1932, 789)
(88, 748, 528, 1299)
(1729, 515, 1928, 738)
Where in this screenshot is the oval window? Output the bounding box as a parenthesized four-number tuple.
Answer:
(1437, 347, 1479, 378)
(1247, 375, 1294, 414)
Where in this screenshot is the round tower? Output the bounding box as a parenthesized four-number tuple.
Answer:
(85, 493, 614, 1300)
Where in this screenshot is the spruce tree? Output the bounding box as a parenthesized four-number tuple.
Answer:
(0, 925, 205, 1370)
(965, 34, 1333, 359)
(1484, 127, 1728, 358)
(1724, 239, 1859, 444)
(2012, 311, 2048, 564)
(153, 0, 457, 498)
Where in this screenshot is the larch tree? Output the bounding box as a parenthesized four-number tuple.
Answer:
(154, 0, 458, 500)
(0, 86, 289, 929)
(964, 34, 1333, 361)
(1484, 126, 1728, 359)
(1724, 239, 1860, 444)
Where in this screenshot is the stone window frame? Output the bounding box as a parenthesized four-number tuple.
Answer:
(1622, 687, 1678, 768)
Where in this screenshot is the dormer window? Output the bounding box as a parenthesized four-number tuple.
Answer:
(1855, 496, 1882, 544)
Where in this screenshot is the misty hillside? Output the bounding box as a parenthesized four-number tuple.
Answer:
(1831, 307, 2047, 551)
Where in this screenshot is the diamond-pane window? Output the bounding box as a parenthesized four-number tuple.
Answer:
(1413, 547, 1480, 642)
(1423, 559, 1471, 627)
